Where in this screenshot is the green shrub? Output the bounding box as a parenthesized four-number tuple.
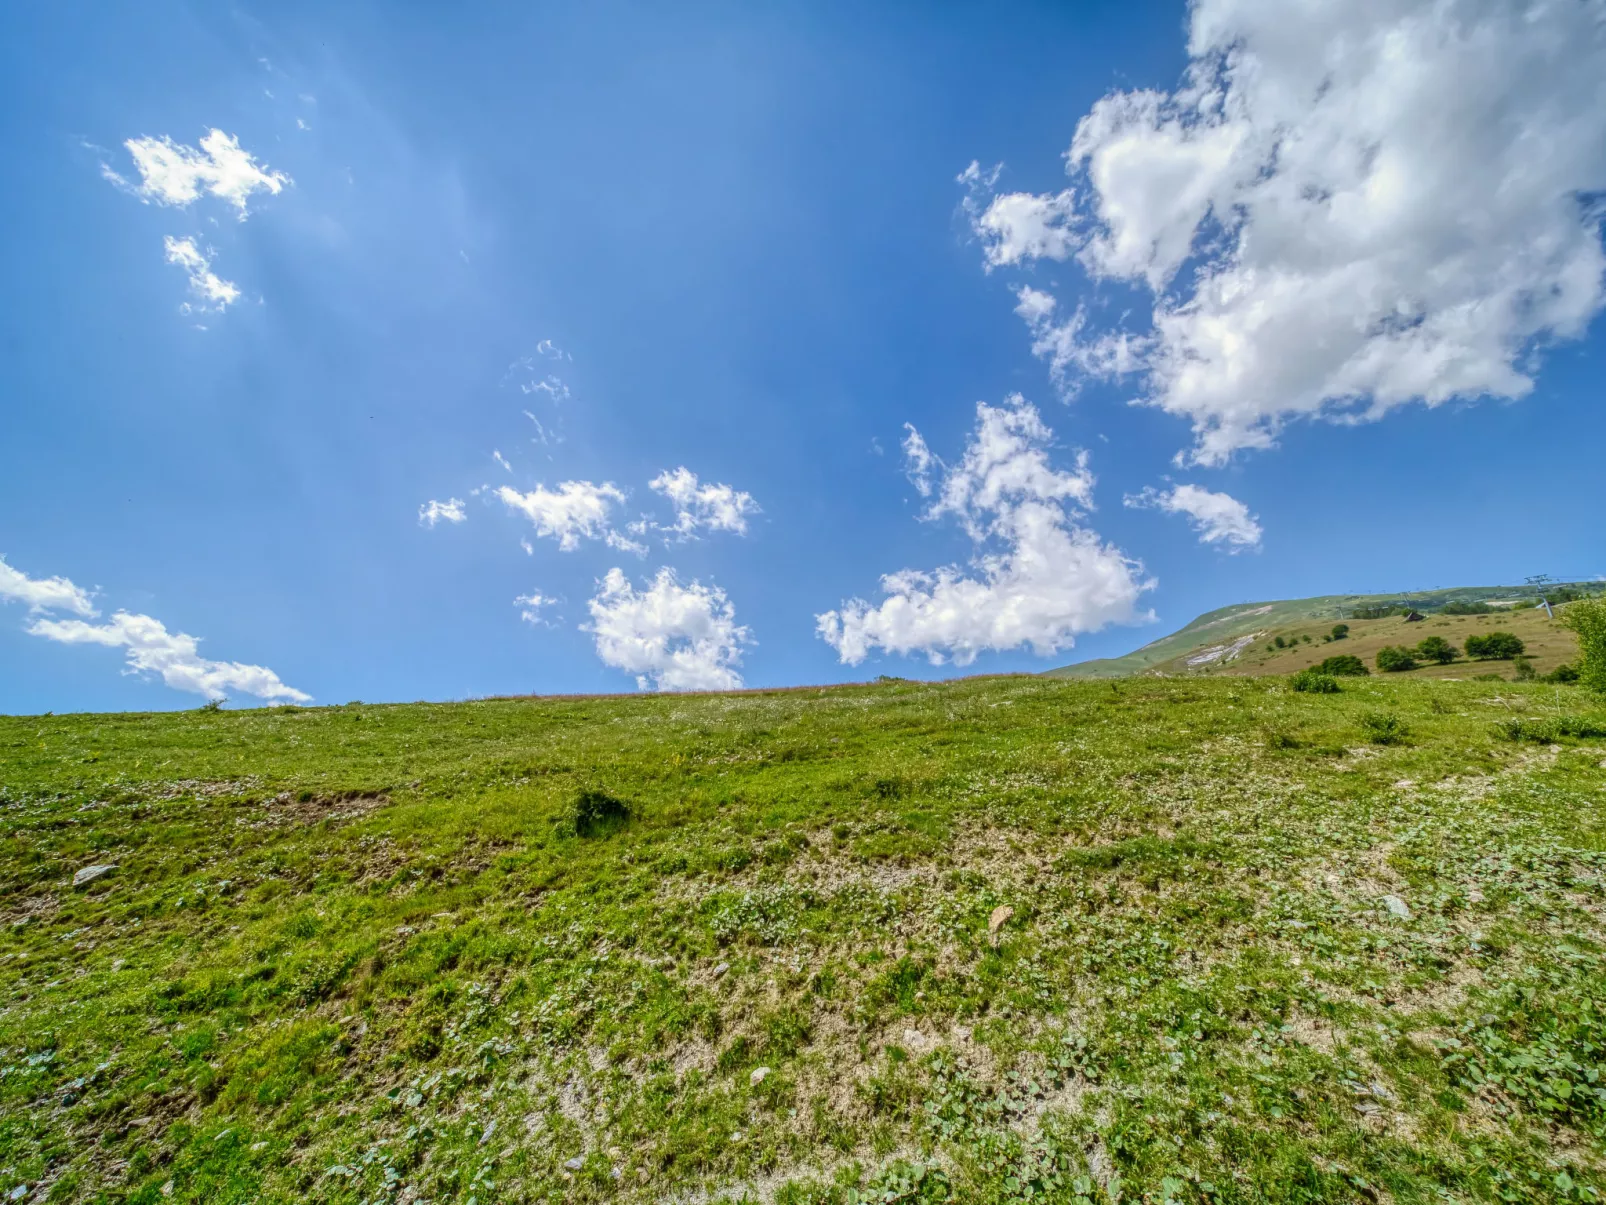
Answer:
(1274, 635, 1288, 649)
(1414, 636, 1459, 665)
(569, 788, 632, 837)
(1495, 716, 1606, 742)
(1350, 606, 1396, 620)
(1465, 631, 1525, 660)
(1376, 646, 1418, 673)
(1330, 623, 1349, 641)
(1513, 656, 1538, 682)
(1542, 663, 1581, 684)
(1316, 654, 1368, 677)
(1561, 598, 1606, 694)
(1441, 601, 1494, 615)
(1361, 712, 1408, 745)
(1291, 670, 1339, 694)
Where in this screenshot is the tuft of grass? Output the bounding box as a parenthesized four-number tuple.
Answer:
(1360, 710, 1409, 744)
(568, 786, 632, 836)
(1291, 670, 1340, 694)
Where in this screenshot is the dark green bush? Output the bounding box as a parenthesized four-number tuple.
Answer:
(569, 788, 632, 837)
(1330, 623, 1349, 641)
(1291, 671, 1339, 694)
(1316, 654, 1368, 677)
(1441, 601, 1494, 615)
(1361, 713, 1408, 745)
(1274, 635, 1288, 649)
(1414, 636, 1459, 665)
(1376, 646, 1418, 673)
(1465, 631, 1525, 660)
(1543, 663, 1581, 684)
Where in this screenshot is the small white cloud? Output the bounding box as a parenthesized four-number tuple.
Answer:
(419, 498, 467, 527)
(0, 555, 98, 616)
(519, 537, 535, 556)
(1125, 484, 1262, 551)
(819, 397, 1150, 666)
(514, 590, 559, 626)
(972, 190, 1078, 270)
(901, 424, 937, 496)
(163, 236, 240, 312)
(585, 567, 751, 692)
(295, 118, 309, 131)
(493, 450, 512, 473)
(28, 611, 309, 703)
(535, 338, 570, 360)
(647, 468, 759, 538)
(119, 129, 290, 217)
(496, 481, 625, 551)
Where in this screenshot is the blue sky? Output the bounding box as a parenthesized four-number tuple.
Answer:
(1, 0, 1603, 713)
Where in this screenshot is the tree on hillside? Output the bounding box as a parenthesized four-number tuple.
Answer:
(1330, 623, 1349, 641)
(1560, 598, 1606, 694)
(1465, 632, 1525, 660)
(1376, 646, 1418, 673)
(1316, 654, 1368, 677)
(1414, 636, 1459, 665)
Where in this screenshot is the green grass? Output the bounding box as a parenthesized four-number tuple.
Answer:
(2, 676, 1606, 1203)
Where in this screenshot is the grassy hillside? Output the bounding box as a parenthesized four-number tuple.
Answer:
(3, 677, 1606, 1203)
(1046, 585, 1591, 680)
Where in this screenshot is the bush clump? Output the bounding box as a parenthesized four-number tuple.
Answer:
(569, 788, 632, 837)
(1316, 654, 1368, 677)
(1561, 598, 1606, 694)
(1291, 670, 1340, 694)
(1465, 631, 1525, 660)
(1376, 646, 1418, 673)
(1329, 623, 1349, 641)
(1441, 600, 1495, 615)
(1543, 663, 1582, 684)
(1361, 712, 1409, 745)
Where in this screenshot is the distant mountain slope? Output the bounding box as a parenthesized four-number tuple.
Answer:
(1044, 583, 1591, 679)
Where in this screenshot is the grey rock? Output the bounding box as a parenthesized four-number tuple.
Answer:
(749, 1066, 771, 1087)
(1381, 894, 1411, 919)
(72, 864, 116, 889)
(712, 961, 730, 979)
(563, 1156, 585, 1171)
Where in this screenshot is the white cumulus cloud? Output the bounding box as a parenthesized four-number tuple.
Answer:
(0, 554, 97, 616)
(1, 555, 307, 702)
(979, 0, 1606, 464)
(419, 498, 466, 527)
(1125, 484, 1262, 551)
(163, 236, 240, 311)
(28, 612, 309, 703)
(496, 481, 626, 551)
(117, 129, 290, 216)
(648, 468, 759, 538)
(818, 397, 1150, 667)
(585, 567, 751, 692)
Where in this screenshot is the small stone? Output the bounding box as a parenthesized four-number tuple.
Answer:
(1548, 744, 1562, 754)
(988, 905, 1014, 935)
(1382, 894, 1411, 919)
(72, 863, 116, 889)
(563, 1156, 585, 1171)
(711, 962, 730, 979)
(749, 1066, 771, 1087)
(161, 1183, 174, 1198)
(1392, 779, 1415, 789)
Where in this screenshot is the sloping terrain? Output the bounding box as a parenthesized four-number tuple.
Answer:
(2, 677, 1606, 1204)
(1046, 585, 1589, 680)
